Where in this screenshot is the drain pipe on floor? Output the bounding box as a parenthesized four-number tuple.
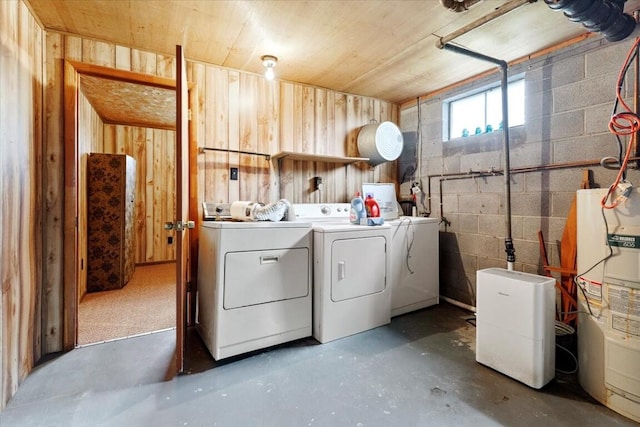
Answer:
(438, 43, 516, 270)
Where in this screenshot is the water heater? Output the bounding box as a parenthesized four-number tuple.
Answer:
(576, 188, 640, 423)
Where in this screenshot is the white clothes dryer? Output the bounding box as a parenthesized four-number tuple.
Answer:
(197, 220, 312, 360)
(293, 204, 392, 343)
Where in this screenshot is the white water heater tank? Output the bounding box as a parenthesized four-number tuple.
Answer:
(576, 188, 640, 424)
(476, 268, 556, 389)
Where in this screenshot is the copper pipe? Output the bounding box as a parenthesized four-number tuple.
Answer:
(426, 156, 640, 216)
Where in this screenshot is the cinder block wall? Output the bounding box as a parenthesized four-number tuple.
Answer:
(399, 36, 640, 307)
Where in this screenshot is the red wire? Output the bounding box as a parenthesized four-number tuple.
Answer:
(601, 38, 640, 209)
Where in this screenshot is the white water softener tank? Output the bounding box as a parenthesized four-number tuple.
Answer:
(576, 188, 640, 423)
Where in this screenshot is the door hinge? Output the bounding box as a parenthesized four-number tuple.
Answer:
(188, 109, 192, 121)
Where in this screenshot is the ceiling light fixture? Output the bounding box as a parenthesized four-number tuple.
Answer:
(261, 55, 277, 81)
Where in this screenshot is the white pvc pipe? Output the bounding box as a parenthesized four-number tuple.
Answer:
(441, 295, 476, 313)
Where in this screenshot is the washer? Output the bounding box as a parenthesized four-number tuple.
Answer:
(359, 183, 440, 317)
(294, 204, 392, 343)
(388, 216, 440, 317)
(197, 220, 312, 360)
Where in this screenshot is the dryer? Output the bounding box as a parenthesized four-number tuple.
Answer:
(197, 220, 312, 360)
(294, 204, 392, 343)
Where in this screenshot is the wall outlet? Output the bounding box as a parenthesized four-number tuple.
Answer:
(230, 167, 238, 180)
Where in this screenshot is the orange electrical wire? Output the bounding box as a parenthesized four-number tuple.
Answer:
(601, 37, 640, 209)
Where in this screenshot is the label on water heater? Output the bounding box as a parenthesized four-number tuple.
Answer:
(611, 314, 640, 337)
(607, 284, 640, 337)
(607, 233, 640, 249)
(579, 276, 602, 302)
(608, 284, 640, 318)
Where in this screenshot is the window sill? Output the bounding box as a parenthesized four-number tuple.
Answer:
(444, 125, 525, 156)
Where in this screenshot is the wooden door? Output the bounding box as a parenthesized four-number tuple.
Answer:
(175, 45, 189, 373)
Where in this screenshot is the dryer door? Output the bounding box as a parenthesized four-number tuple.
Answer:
(331, 236, 386, 302)
(224, 247, 310, 309)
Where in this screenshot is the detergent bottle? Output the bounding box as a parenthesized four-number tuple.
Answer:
(349, 192, 366, 224)
(365, 194, 380, 217)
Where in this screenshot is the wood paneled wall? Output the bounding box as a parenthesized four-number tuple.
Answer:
(0, 0, 43, 411)
(192, 73, 398, 206)
(77, 90, 103, 302)
(102, 125, 176, 264)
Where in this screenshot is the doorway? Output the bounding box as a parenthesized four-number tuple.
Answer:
(66, 62, 179, 346)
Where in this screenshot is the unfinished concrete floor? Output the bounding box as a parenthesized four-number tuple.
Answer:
(1, 303, 636, 426)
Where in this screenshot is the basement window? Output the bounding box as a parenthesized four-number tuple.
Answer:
(445, 78, 524, 141)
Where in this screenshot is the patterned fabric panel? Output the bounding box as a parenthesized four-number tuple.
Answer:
(87, 153, 136, 292)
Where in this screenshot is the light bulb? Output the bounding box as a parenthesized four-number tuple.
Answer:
(261, 55, 277, 81)
(265, 66, 274, 81)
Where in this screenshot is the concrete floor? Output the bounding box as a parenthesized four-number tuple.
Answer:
(1, 303, 636, 427)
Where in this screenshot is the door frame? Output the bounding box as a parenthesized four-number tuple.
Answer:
(62, 59, 195, 373)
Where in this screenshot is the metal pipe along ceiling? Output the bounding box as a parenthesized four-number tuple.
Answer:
(439, 43, 516, 269)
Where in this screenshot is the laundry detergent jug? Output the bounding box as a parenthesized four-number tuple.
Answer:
(364, 194, 380, 217)
(349, 192, 366, 224)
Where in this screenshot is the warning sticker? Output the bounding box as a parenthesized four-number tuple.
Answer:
(611, 314, 640, 337)
(578, 277, 602, 302)
(608, 285, 640, 318)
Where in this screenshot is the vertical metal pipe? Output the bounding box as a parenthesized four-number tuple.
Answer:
(499, 62, 515, 270)
(441, 43, 515, 268)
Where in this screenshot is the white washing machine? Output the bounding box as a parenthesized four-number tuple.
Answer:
(360, 183, 440, 316)
(197, 220, 312, 360)
(388, 216, 440, 317)
(294, 204, 392, 343)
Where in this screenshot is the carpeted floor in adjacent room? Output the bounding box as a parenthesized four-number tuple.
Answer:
(78, 262, 176, 346)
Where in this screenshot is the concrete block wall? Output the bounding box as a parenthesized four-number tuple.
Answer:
(400, 36, 640, 307)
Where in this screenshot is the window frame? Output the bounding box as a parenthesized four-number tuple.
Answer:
(443, 76, 525, 141)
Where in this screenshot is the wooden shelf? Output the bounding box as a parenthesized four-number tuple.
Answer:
(271, 151, 368, 164)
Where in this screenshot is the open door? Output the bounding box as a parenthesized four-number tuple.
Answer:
(175, 45, 189, 373)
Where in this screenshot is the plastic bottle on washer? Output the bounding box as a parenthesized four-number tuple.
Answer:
(365, 194, 380, 218)
(349, 192, 366, 224)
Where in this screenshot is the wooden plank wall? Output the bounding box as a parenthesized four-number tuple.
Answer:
(102, 125, 176, 264)
(0, 0, 43, 411)
(76, 90, 103, 303)
(192, 70, 398, 208)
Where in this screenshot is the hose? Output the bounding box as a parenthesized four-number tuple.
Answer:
(545, 0, 637, 42)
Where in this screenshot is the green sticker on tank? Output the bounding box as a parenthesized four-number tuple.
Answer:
(608, 233, 640, 248)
